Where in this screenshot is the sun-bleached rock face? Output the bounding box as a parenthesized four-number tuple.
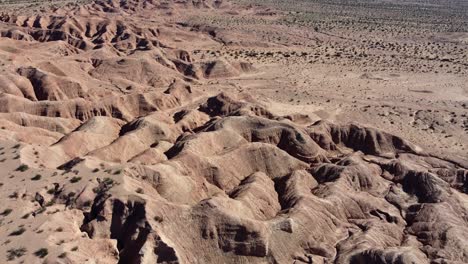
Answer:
(0, 1, 466, 264)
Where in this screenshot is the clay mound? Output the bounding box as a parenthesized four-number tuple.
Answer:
(0, 83, 200, 121)
(89, 56, 178, 88)
(1, 91, 467, 264)
(0, 1, 467, 264)
(17, 66, 89, 101)
(0, 0, 225, 52)
(0, 118, 63, 145)
(308, 120, 424, 158)
(70, 92, 468, 263)
(0, 73, 37, 100)
(199, 92, 274, 117)
(51, 116, 125, 158)
(200, 115, 328, 162)
(197, 59, 255, 79)
(175, 58, 256, 79)
(0, 112, 80, 134)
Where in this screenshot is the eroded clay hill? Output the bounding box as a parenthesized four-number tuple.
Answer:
(0, 0, 466, 264)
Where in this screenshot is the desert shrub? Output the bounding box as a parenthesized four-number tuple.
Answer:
(31, 174, 41, 181)
(34, 248, 48, 258)
(35, 207, 46, 215)
(7, 247, 26, 260)
(70, 177, 81, 183)
(16, 164, 29, 172)
(0, 208, 12, 216)
(9, 227, 26, 236)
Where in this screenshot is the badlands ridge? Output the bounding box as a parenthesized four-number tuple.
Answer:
(0, 0, 466, 263)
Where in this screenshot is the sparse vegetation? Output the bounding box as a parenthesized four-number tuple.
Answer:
(35, 207, 46, 215)
(92, 177, 116, 193)
(58, 252, 67, 258)
(34, 248, 48, 258)
(9, 227, 26, 236)
(15, 164, 29, 172)
(70, 176, 82, 183)
(0, 208, 12, 216)
(7, 247, 26, 260)
(31, 174, 42, 181)
(71, 246, 78, 251)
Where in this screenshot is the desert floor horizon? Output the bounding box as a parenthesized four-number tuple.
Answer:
(0, 0, 466, 263)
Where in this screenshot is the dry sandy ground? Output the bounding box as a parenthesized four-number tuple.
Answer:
(0, 0, 466, 263)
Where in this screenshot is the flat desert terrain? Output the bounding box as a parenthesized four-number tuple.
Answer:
(0, 0, 466, 263)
